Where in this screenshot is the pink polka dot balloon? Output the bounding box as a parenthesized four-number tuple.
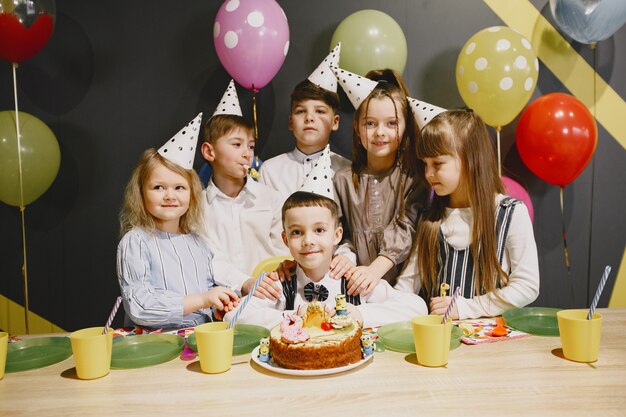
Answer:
(214, 0, 289, 91)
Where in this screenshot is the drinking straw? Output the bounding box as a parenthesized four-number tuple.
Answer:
(441, 286, 461, 324)
(227, 272, 266, 329)
(103, 296, 123, 334)
(587, 266, 611, 320)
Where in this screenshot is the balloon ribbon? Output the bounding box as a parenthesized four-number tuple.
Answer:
(12, 62, 30, 333)
(560, 187, 571, 274)
(496, 126, 502, 177)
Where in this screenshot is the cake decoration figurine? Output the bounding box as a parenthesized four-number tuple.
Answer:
(330, 314, 352, 329)
(258, 337, 271, 363)
(361, 333, 374, 356)
(440, 283, 450, 297)
(335, 294, 348, 316)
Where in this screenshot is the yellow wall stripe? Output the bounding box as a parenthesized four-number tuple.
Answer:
(483, 0, 626, 150)
(483, 0, 626, 307)
(608, 248, 626, 307)
(0, 294, 65, 334)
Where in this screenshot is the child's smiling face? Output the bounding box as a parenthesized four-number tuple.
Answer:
(357, 96, 405, 167)
(289, 99, 339, 154)
(282, 205, 342, 279)
(142, 163, 191, 233)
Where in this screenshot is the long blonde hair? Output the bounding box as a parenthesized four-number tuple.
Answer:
(414, 110, 506, 299)
(119, 149, 204, 237)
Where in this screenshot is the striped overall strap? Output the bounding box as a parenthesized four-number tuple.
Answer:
(341, 277, 361, 306)
(495, 197, 520, 266)
(282, 271, 298, 310)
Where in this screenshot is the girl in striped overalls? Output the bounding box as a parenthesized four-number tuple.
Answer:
(396, 110, 539, 319)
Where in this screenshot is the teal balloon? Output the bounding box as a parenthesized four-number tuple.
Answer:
(331, 10, 407, 76)
(0, 111, 61, 206)
(550, 0, 626, 44)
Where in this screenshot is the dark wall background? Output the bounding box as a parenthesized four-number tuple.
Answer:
(1, 0, 624, 331)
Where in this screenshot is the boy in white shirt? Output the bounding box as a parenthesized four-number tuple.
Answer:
(259, 44, 351, 204)
(200, 80, 289, 295)
(224, 190, 427, 329)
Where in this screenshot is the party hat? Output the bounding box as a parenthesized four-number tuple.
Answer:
(300, 145, 334, 199)
(212, 79, 242, 117)
(157, 112, 202, 169)
(307, 43, 341, 92)
(408, 97, 446, 129)
(330, 65, 379, 109)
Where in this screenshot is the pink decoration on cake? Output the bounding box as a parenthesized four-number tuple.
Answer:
(280, 313, 303, 333)
(281, 327, 310, 344)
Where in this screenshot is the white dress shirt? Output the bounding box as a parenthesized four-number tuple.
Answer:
(201, 177, 289, 291)
(224, 265, 428, 329)
(259, 146, 351, 205)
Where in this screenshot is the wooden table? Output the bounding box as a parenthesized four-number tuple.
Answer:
(1, 308, 625, 417)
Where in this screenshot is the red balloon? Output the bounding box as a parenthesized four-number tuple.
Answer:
(0, 1, 55, 63)
(516, 93, 597, 187)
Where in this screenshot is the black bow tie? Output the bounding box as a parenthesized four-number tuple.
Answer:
(304, 282, 329, 302)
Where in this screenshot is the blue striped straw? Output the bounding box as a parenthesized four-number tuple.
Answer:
(227, 272, 266, 329)
(441, 286, 461, 324)
(103, 296, 123, 334)
(587, 266, 611, 320)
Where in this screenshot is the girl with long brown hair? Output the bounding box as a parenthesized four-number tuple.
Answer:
(396, 110, 539, 319)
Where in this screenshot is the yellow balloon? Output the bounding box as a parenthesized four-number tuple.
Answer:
(456, 26, 538, 127)
(0, 111, 61, 206)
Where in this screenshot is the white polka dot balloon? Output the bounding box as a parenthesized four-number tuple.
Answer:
(456, 26, 538, 127)
(213, 0, 289, 91)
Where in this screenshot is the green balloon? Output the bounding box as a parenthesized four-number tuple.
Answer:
(331, 10, 407, 76)
(0, 111, 61, 206)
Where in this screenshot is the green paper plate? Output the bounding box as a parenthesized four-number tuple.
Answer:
(111, 334, 184, 369)
(502, 307, 562, 336)
(188, 324, 269, 356)
(377, 321, 463, 353)
(6, 337, 72, 373)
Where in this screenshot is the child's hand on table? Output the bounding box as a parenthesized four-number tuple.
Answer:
(206, 287, 239, 311)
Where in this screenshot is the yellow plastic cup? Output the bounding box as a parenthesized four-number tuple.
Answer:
(557, 309, 602, 363)
(194, 322, 233, 374)
(70, 327, 113, 379)
(0, 332, 8, 380)
(411, 315, 452, 367)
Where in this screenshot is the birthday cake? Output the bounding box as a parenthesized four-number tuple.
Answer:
(267, 302, 363, 370)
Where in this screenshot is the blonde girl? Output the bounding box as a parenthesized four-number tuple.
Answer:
(396, 110, 539, 319)
(117, 149, 238, 329)
(333, 68, 428, 296)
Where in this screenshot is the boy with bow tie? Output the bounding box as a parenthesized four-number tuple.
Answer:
(223, 155, 427, 329)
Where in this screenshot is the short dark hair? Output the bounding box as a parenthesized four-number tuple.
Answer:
(282, 191, 339, 227)
(290, 79, 340, 114)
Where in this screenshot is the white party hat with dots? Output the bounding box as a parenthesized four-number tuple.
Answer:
(157, 112, 202, 169)
(299, 145, 334, 199)
(212, 79, 242, 117)
(307, 43, 341, 92)
(330, 65, 379, 109)
(408, 97, 447, 129)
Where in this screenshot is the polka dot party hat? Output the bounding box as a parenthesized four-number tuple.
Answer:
(307, 43, 341, 92)
(407, 97, 447, 129)
(330, 65, 379, 109)
(299, 144, 334, 199)
(212, 79, 242, 117)
(157, 112, 202, 170)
